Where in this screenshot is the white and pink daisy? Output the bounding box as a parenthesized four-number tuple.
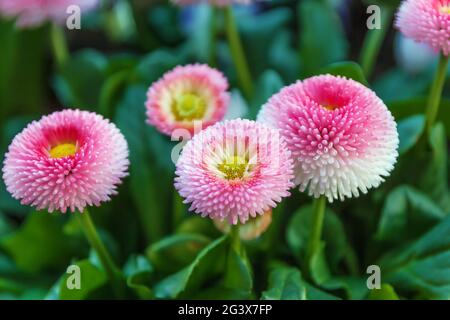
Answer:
(258, 75, 399, 202)
(146, 64, 230, 136)
(175, 119, 294, 224)
(2, 109, 129, 213)
(396, 0, 450, 56)
(0, 0, 98, 27)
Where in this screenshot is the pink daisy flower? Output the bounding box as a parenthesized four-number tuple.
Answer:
(2, 109, 129, 213)
(171, 0, 251, 7)
(146, 64, 230, 137)
(258, 75, 399, 202)
(395, 0, 450, 55)
(0, 0, 98, 27)
(175, 119, 294, 224)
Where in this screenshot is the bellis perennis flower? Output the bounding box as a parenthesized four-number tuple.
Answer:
(396, 0, 450, 55)
(258, 75, 399, 202)
(146, 64, 230, 136)
(0, 0, 98, 27)
(175, 119, 294, 224)
(2, 109, 129, 213)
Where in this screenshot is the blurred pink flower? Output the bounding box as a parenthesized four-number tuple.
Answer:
(146, 64, 230, 136)
(2, 109, 129, 213)
(171, 0, 251, 7)
(214, 209, 272, 240)
(258, 75, 399, 202)
(395, 0, 450, 56)
(175, 119, 294, 224)
(0, 0, 98, 27)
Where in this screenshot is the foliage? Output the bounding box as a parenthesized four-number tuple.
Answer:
(0, 0, 449, 300)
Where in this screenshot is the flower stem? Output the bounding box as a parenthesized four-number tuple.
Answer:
(173, 191, 186, 231)
(50, 23, 69, 69)
(77, 209, 125, 298)
(425, 53, 449, 136)
(224, 6, 253, 99)
(229, 223, 241, 253)
(305, 196, 326, 272)
(359, 6, 394, 79)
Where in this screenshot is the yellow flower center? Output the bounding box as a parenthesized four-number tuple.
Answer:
(49, 143, 77, 159)
(439, 5, 450, 14)
(173, 93, 206, 121)
(217, 155, 251, 180)
(321, 104, 338, 111)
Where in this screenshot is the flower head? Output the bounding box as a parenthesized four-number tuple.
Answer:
(146, 64, 230, 136)
(0, 0, 98, 27)
(2, 109, 129, 213)
(175, 119, 294, 224)
(214, 209, 272, 240)
(395, 0, 450, 55)
(258, 75, 399, 202)
(171, 0, 251, 7)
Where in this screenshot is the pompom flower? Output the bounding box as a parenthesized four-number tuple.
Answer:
(2, 109, 129, 213)
(175, 119, 294, 224)
(146, 64, 230, 136)
(258, 75, 399, 202)
(171, 0, 251, 7)
(214, 209, 272, 240)
(0, 0, 98, 27)
(395, 0, 450, 56)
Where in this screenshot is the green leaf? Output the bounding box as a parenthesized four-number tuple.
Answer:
(134, 50, 182, 85)
(188, 3, 214, 63)
(239, 8, 292, 78)
(373, 69, 432, 102)
(298, 0, 348, 76)
(268, 29, 301, 83)
(262, 265, 340, 300)
(320, 61, 368, 86)
(115, 85, 173, 242)
(223, 246, 253, 297)
(103, 0, 136, 42)
(397, 115, 425, 154)
(380, 215, 450, 299)
(191, 246, 254, 300)
(251, 70, 284, 119)
(376, 186, 446, 245)
(0, 213, 81, 273)
(123, 255, 154, 299)
(0, 210, 13, 236)
(57, 260, 108, 300)
(0, 24, 46, 120)
(98, 70, 132, 118)
(287, 205, 349, 275)
(368, 284, 400, 300)
(262, 265, 306, 300)
(53, 49, 108, 108)
(322, 276, 369, 300)
(176, 216, 220, 239)
(153, 236, 228, 299)
(419, 123, 450, 211)
(388, 97, 450, 139)
(146, 234, 211, 274)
